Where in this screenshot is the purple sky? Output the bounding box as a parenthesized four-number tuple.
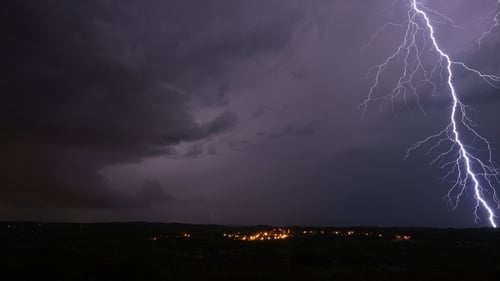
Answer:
(1, 0, 500, 227)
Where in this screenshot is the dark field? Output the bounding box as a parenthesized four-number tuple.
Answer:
(1, 223, 500, 281)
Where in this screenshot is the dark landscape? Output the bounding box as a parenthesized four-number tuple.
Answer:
(1, 222, 500, 281)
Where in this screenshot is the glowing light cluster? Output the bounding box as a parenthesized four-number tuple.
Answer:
(362, 0, 500, 227)
(395, 234, 412, 241)
(223, 228, 412, 241)
(224, 228, 292, 241)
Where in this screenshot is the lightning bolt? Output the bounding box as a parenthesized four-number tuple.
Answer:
(361, 0, 500, 227)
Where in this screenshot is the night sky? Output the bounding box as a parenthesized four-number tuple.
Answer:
(2, 0, 500, 227)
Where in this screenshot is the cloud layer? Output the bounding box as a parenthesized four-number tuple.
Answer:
(1, 0, 499, 226)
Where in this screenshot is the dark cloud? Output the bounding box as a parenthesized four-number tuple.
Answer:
(1, 0, 499, 226)
(0, 0, 300, 210)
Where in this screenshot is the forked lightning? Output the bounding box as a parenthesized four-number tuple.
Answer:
(362, 0, 500, 227)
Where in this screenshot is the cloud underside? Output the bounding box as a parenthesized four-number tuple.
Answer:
(0, 0, 300, 208)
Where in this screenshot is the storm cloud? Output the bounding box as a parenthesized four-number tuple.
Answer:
(0, 0, 301, 210)
(1, 0, 499, 226)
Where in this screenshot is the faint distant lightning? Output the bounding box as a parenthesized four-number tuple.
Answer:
(469, 0, 500, 57)
(361, 0, 500, 227)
